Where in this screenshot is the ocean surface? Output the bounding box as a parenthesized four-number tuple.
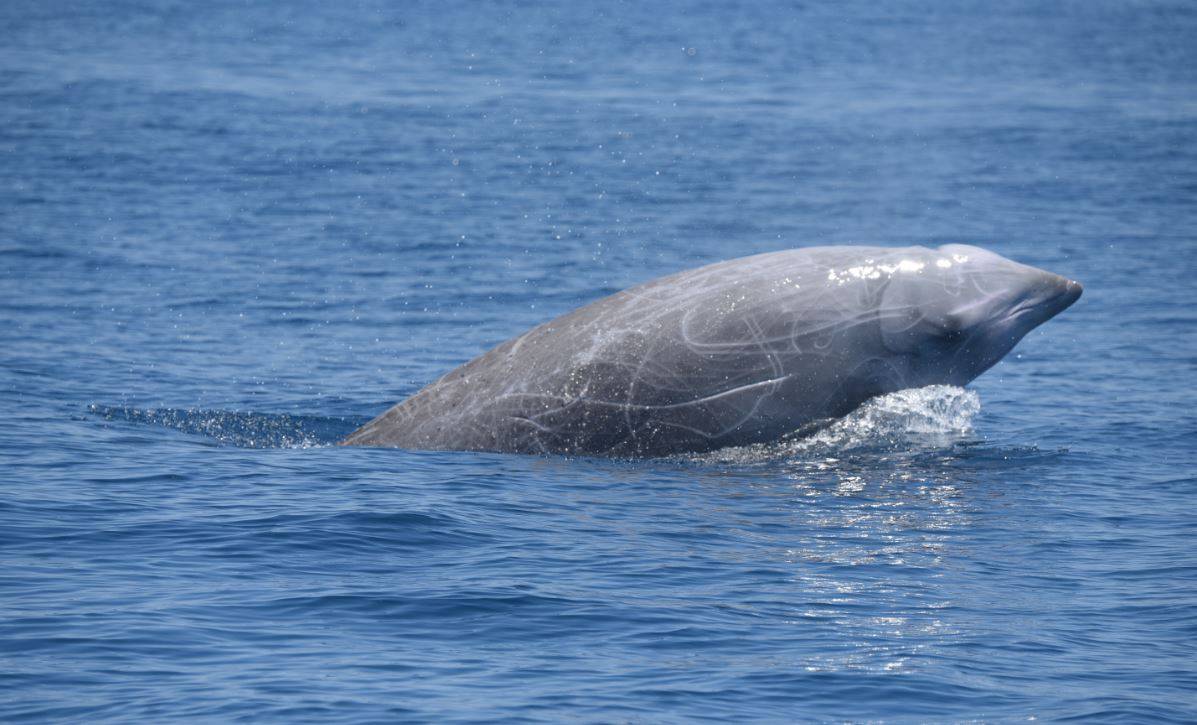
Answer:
(3, 0, 1196, 720)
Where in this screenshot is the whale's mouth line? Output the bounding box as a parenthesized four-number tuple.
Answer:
(1004, 279, 1083, 324)
(1005, 301, 1042, 323)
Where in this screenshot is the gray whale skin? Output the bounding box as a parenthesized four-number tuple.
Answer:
(342, 244, 1081, 456)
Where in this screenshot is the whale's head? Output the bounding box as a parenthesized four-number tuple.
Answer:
(879, 244, 1082, 386)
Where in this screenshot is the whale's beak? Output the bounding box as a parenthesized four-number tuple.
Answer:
(1062, 277, 1083, 305)
(932, 249, 1083, 386)
(1048, 274, 1083, 315)
(999, 270, 1083, 330)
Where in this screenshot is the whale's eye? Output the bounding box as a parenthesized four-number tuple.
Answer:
(937, 312, 967, 339)
(937, 305, 990, 340)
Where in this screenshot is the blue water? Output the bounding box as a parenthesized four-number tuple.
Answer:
(3, 0, 1196, 720)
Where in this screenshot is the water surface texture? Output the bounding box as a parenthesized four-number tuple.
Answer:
(3, 1, 1196, 721)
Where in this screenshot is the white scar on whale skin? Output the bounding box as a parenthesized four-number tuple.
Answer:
(341, 244, 1082, 457)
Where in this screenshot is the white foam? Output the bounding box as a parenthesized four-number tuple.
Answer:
(695, 385, 980, 464)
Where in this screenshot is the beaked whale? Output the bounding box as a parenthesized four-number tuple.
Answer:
(341, 244, 1081, 456)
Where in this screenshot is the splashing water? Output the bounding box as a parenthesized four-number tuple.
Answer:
(696, 385, 981, 464)
(795, 385, 980, 451)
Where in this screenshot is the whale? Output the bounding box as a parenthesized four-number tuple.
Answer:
(341, 244, 1082, 456)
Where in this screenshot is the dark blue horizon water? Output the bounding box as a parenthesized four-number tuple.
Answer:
(3, 0, 1196, 721)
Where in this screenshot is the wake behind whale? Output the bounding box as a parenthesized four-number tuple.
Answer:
(88, 404, 365, 449)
